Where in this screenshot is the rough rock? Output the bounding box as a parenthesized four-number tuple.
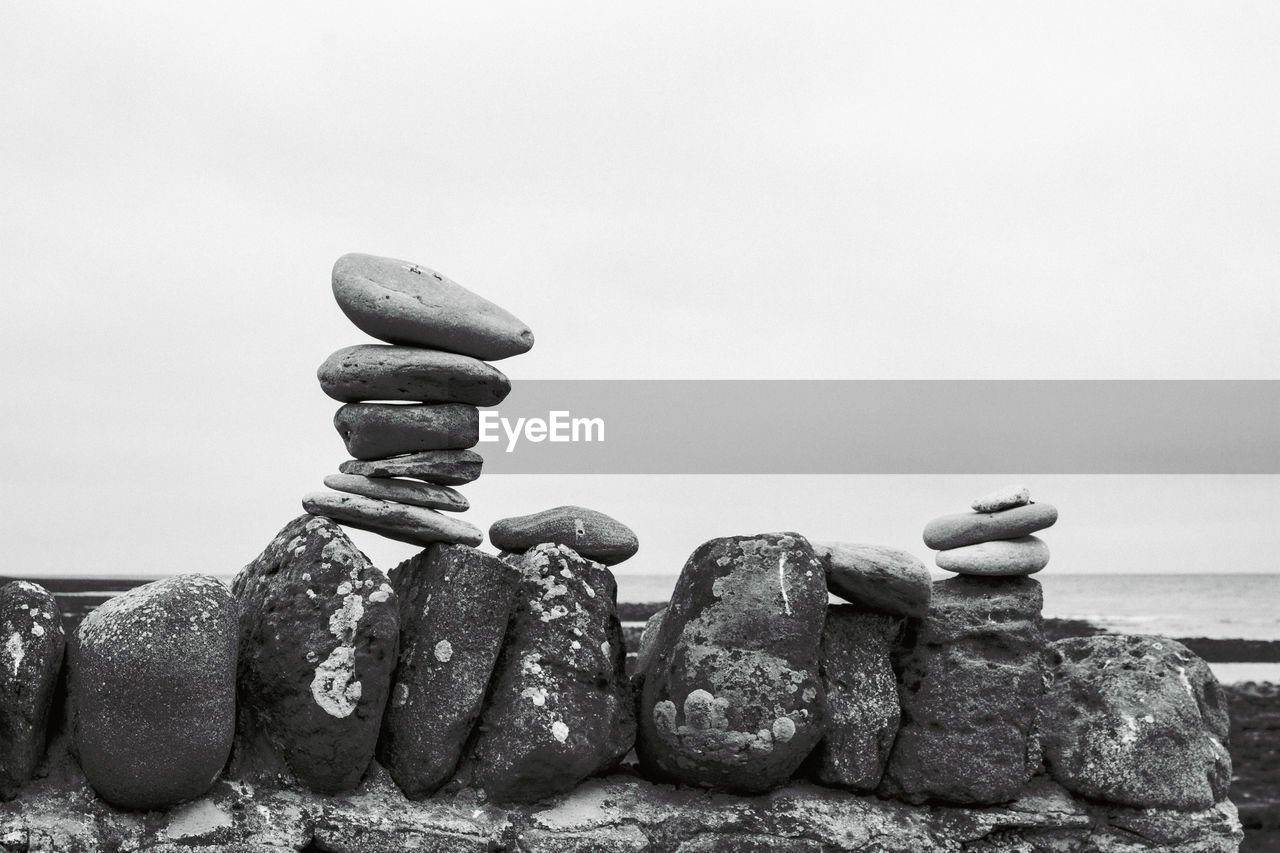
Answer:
(488, 506, 640, 566)
(811, 542, 931, 618)
(318, 344, 511, 406)
(332, 253, 535, 361)
(232, 514, 400, 794)
(635, 533, 827, 793)
(67, 575, 237, 810)
(809, 607, 901, 791)
(324, 473, 469, 512)
(334, 402, 480, 460)
(935, 535, 1050, 576)
(922, 503, 1058, 550)
(457, 544, 634, 802)
(971, 484, 1031, 513)
(379, 544, 522, 799)
(340, 449, 484, 485)
(1041, 634, 1232, 810)
(302, 491, 483, 547)
(880, 575, 1046, 805)
(0, 581, 64, 800)
(634, 607, 666, 675)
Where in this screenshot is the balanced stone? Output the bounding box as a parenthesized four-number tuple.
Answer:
(332, 253, 534, 361)
(323, 473, 469, 512)
(334, 402, 479, 460)
(378, 544, 522, 799)
(880, 576, 1046, 805)
(935, 535, 1050, 576)
(971, 484, 1031, 513)
(635, 533, 827, 794)
(339, 450, 483, 486)
(811, 542, 931, 618)
(488, 506, 639, 566)
(457, 544, 634, 803)
(922, 502, 1058, 551)
(302, 491, 483, 548)
(68, 575, 237, 810)
(318, 345, 511, 406)
(1041, 634, 1231, 811)
(232, 515, 399, 794)
(0, 581, 65, 801)
(810, 607, 901, 791)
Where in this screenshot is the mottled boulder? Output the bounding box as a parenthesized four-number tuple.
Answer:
(339, 449, 484, 485)
(809, 607, 901, 791)
(811, 542, 931, 618)
(880, 576, 1046, 805)
(378, 544, 522, 798)
(489, 506, 640, 566)
(232, 515, 399, 794)
(0, 582, 64, 800)
(318, 344, 512, 406)
(635, 533, 827, 793)
(334, 402, 480, 460)
(458, 544, 634, 802)
(922, 503, 1058, 550)
(68, 575, 237, 810)
(302, 490, 483, 547)
(1041, 634, 1231, 810)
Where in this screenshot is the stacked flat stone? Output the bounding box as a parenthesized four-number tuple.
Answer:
(303, 253, 534, 548)
(923, 484, 1057, 576)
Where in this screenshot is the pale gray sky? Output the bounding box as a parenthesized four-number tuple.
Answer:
(2, 3, 1277, 579)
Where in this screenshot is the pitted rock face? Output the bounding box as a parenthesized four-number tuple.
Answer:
(232, 514, 399, 794)
(0, 581, 65, 800)
(1042, 634, 1232, 810)
(67, 575, 237, 810)
(635, 533, 828, 793)
(457, 543, 635, 802)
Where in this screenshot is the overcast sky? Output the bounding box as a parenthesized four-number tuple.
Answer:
(2, 3, 1277, 581)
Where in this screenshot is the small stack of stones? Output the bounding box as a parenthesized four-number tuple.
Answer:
(922, 484, 1058, 576)
(303, 253, 534, 547)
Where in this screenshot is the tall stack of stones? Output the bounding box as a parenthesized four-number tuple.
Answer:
(304, 252, 534, 547)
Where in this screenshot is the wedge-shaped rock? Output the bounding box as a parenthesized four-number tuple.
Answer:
(922, 503, 1058, 550)
(232, 515, 399, 794)
(812, 542, 931, 618)
(457, 544, 634, 802)
(0, 581, 65, 800)
(303, 491, 482, 547)
(339, 449, 483, 485)
(489, 506, 639, 566)
(323, 473, 469, 512)
(334, 402, 479, 460)
(635, 533, 827, 793)
(318, 344, 511, 405)
(1042, 634, 1231, 810)
(378, 544, 522, 798)
(68, 575, 236, 810)
(332, 253, 534, 361)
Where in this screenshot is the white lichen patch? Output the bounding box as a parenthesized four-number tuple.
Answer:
(311, 645, 362, 718)
(521, 653, 544, 676)
(1176, 666, 1195, 697)
(522, 686, 548, 706)
(551, 720, 570, 743)
(31, 623, 44, 638)
(434, 639, 454, 662)
(600, 641, 610, 658)
(1118, 713, 1140, 746)
(393, 682, 410, 708)
(328, 592, 365, 644)
(7, 632, 24, 674)
(369, 583, 393, 603)
(772, 716, 797, 743)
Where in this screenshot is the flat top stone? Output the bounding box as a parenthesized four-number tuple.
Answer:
(971, 485, 1031, 513)
(923, 503, 1058, 551)
(339, 449, 484, 486)
(488, 506, 639, 566)
(812, 542, 931, 618)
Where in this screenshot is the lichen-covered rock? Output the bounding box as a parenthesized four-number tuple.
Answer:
(1041, 634, 1231, 810)
(489, 506, 640, 566)
(378, 544, 522, 798)
(318, 344, 512, 406)
(635, 533, 827, 793)
(67, 575, 237, 810)
(0, 581, 64, 800)
(811, 542, 931, 618)
(809, 607, 901, 791)
(232, 514, 399, 794)
(334, 402, 480, 460)
(457, 543, 634, 802)
(880, 575, 1046, 805)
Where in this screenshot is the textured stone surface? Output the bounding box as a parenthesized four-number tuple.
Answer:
(634, 607, 666, 675)
(935, 535, 1050, 576)
(332, 253, 534, 361)
(811, 542, 931, 618)
(340, 449, 484, 485)
(489, 506, 640, 566)
(457, 544, 635, 803)
(0, 581, 64, 800)
(1042, 634, 1232, 811)
(880, 575, 1046, 805)
(379, 544, 522, 799)
(922, 502, 1058, 550)
(809, 607, 901, 791)
(324, 473, 469, 512)
(232, 514, 400, 794)
(302, 491, 483, 547)
(318, 344, 511, 406)
(971, 484, 1031, 513)
(68, 575, 237, 810)
(636, 533, 827, 793)
(334, 402, 480, 460)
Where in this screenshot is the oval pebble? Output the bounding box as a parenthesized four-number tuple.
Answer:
(318, 345, 511, 406)
(923, 503, 1058, 551)
(971, 485, 1031, 513)
(935, 536, 1050, 576)
(303, 490, 483, 547)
